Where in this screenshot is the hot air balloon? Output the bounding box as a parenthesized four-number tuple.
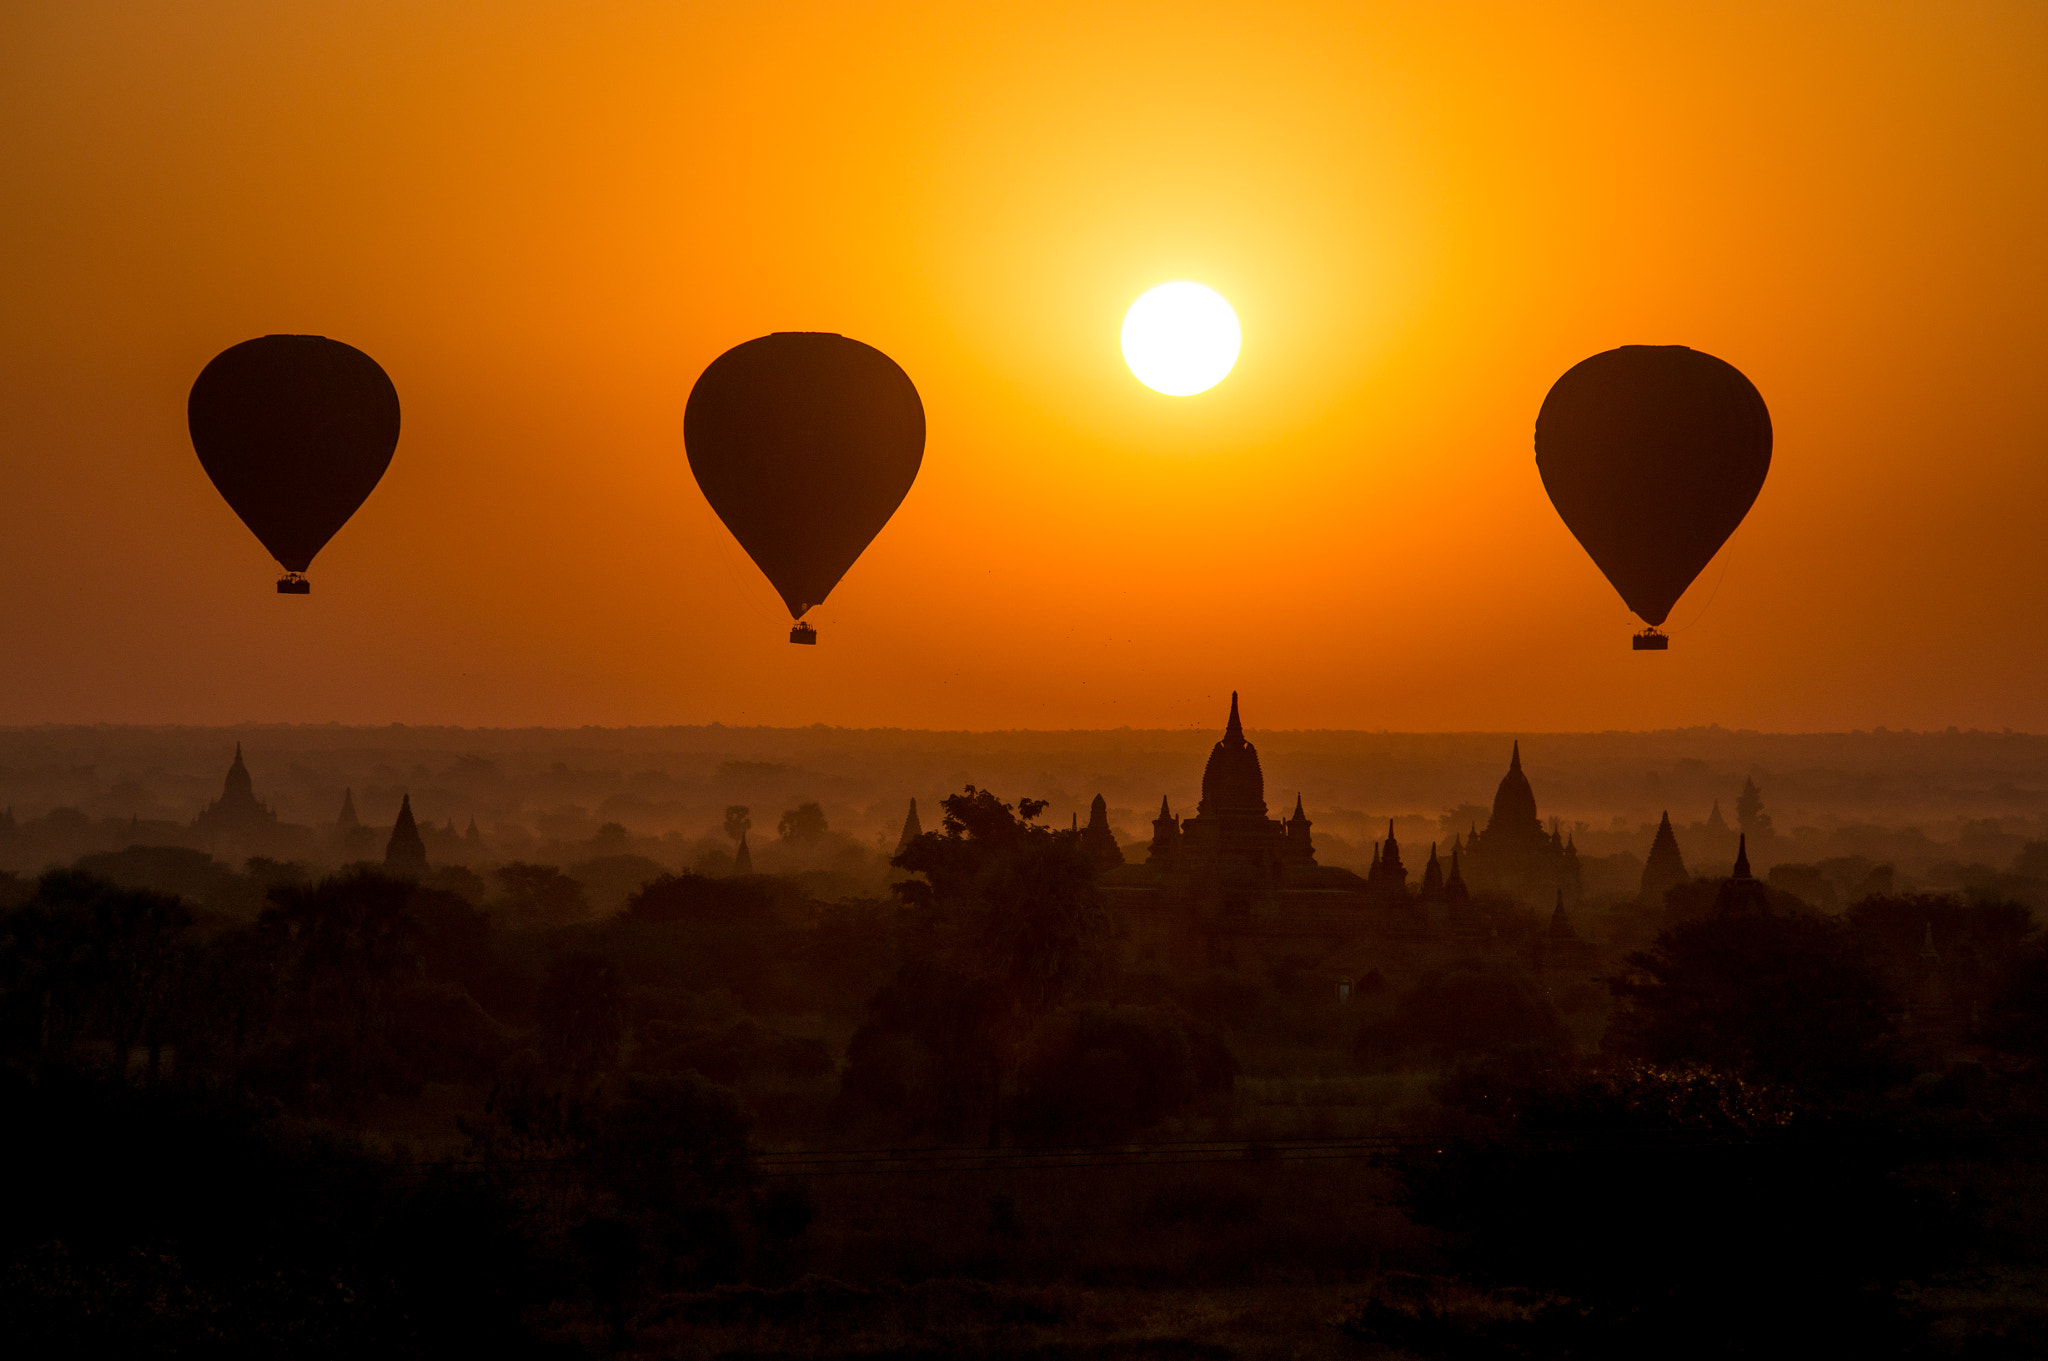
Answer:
(1535, 345, 1770, 649)
(188, 335, 400, 593)
(685, 333, 925, 644)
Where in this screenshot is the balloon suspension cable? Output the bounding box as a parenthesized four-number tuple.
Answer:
(276, 572, 310, 595)
(1664, 529, 1741, 635)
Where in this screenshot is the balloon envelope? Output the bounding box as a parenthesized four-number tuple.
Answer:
(1535, 345, 1770, 628)
(188, 335, 400, 575)
(685, 333, 925, 619)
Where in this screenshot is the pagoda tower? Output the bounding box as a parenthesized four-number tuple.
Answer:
(1280, 795, 1315, 869)
(385, 794, 429, 876)
(1418, 843, 1445, 901)
(1147, 797, 1180, 866)
(1713, 834, 1771, 913)
(1640, 811, 1689, 904)
(894, 798, 923, 855)
(1080, 794, 1125, 871)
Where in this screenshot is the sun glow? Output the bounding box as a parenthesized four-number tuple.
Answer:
(1120, 282, 1241, 396)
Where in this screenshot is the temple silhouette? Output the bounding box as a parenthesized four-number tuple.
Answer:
(191, 743, 280, 846)
(1456, 740, 1583, 906)
(384, 793, 428, 875)
(1111, 694, 1359, 902)
(1071, 695, 1596, 967)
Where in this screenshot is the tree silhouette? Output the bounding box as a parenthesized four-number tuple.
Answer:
(776, 801, 827, 844)
(1736, 775, 1774, 837)
(1609, 908, 1904, 1098)
(490, 862, 589, 926)
(722, 804, 751, 843)
(0, 871, 193, 1074)
(1377, 1062, 1939, 1356)
(538, 952, 623, 1087)
(869, 787, 1109, 1142)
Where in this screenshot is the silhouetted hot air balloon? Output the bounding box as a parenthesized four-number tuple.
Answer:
(1535, 345, 1770, 649)
(685, 333, 924, 644)
(188, 335, 400, 593)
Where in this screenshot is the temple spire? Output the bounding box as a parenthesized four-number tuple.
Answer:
(1447, 847, 1468, 893)
(734, 829, 753, 874)
(384, 794, 428, 875)
(1224, 691, 1243, 743)
(1509, 740, 1522, 773)
(1081, 793, 1124, 870)
(895, 798, 923, 854)
(1732, 833, 1752, 879)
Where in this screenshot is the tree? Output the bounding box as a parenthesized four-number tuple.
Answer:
(538, 952, 623, 1087)
(722, 804, 751, 843)
(1007, 1003, 1233, 1144)
(622, 872, 770, 923)
(893, 787, 1106, 1018)
(1371, 1062, 1941, 1357)
(0, 871, 193, 1076)
(490, 863, 589, 927)
(257, 868, 429, 1109)
(1609, 908, 1904, 1099)
(839, 958, 1005, 1142)
(1736, 775, 1774, 837)
(868, 787, 1110, 1142)
(775, 802, 827, 844)
(1357, 962, 1569, 1068)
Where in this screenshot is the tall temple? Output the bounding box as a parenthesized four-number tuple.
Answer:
(1131, 694, 1325, 890)
(1462, 742, 1581, 906)
(193, 744, 280, 846)
(1107, 694, 1359, 913)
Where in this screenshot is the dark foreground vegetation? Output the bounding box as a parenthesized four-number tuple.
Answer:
(7, 791, 2048, 1357)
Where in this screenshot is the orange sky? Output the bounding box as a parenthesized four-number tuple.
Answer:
(2, 1, 2044, 731)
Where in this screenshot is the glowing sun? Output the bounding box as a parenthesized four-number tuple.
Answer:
(1121, 282, 1241, 396)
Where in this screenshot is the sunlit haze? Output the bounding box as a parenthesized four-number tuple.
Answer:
(2, 2, 2045, 731)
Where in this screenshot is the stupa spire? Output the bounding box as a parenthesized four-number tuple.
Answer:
(895, 798, 923, 854)
(384, 793, 428, 875)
